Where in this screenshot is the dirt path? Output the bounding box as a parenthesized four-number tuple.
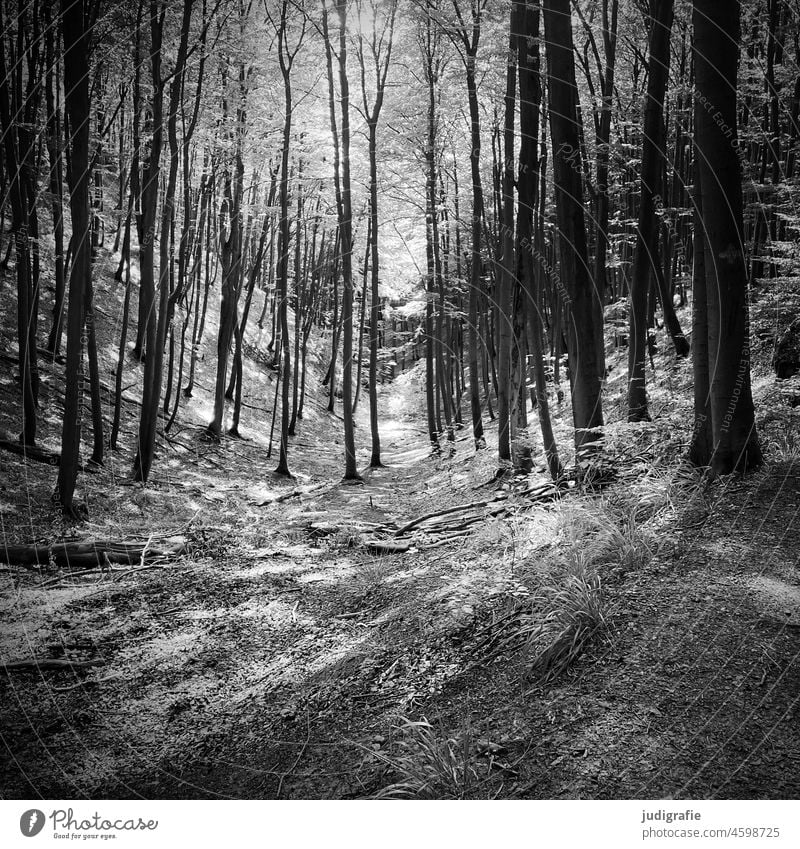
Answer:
(0, 367, 506, 798)
(2, 356, 800, 799)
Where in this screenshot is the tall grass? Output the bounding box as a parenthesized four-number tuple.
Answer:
(371, 718, 491, 799)
(524, 570, 606, 683)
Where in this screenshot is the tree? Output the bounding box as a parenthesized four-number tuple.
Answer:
(627, 0, 688, 423)
(324, 0, 361, 480)
(208, 33, 247, 439)
(448, 0, 487, 450)
(56, 0, 94, 515)
(133, 0, 196, 482)
(691, 0, 762, 474)
(418, 3, 446, 452)
(542, 0, 604, 461)
(517, 0, 561, 480)
(593, 0, 619, 307)
(270, 0, 307, 477)
(356, 0, 398, 469)
(43, 2, 67, 358)
(495, 0, 522, 465)
(0, 1, 39, 447)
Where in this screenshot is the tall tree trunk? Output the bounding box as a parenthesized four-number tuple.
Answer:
(57, 0, 93, 515)
(0, 4, 36, 447)
(543, 0, 604, 461)
(184, 157, 212, 396)
(208, 59, 245, 439)
(465, 49, 486, 449)
(289, 162, 304, 435)
(496, 0, 521, 465)
(352, 214, 370, 415)
(593, 0, 619, 308)
(334, 0, 360, 481)
(134, 0, 193, 481)
(518, 0, 562, 481)
(44, 8, 66, 357)
(131, 3, 163, 365)
(273, 0, 304, 477)
(692, 0, 762, 474)
(627, 0, 688, 423)
(688, 154, 711, 466)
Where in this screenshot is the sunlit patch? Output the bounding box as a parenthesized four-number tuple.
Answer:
(298, 558, 357, 585)
(749, 575, 800, 620)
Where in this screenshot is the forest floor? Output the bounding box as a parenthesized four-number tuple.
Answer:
(2, 241, 800, 799)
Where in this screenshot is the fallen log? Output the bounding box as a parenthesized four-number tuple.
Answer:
(1, 657, 106, 673)
(0, 434, 60, 466)
(0, 536, 186, 568)
(363, 538, 411, 556)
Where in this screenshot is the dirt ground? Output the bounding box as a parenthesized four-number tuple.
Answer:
(1, 252, 800, 800)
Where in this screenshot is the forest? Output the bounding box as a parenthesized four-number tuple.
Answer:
(0, 0, 799, 801)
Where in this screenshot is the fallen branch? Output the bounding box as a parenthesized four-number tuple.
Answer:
(1, 657, 106, 674)
(40, 566, 113, 587)
(418, 532, 472, 550)
(257, 481, 329, 506)
(111, 562, 170, 581)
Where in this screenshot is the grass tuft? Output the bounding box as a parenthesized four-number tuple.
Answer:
(371, 718, 490, 799)
(550, 502, 653, 573)
(521, 569, 607, 684)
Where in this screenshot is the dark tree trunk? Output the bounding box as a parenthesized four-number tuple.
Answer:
(627, 0, 688, 423)
(208, 59, 245, 440)
(543, 0, 604, 460)
(692, 0, 762, 474)
(44, 7, 66, 357)
(57, 0, 93, 515)
(0, 4, 37, 447)
(688, 162, 712, 466)
(134, 0, 193, 482)
(496, 0, 522, 465)
(273, 0, 304, 477)
(593, 0, 619, 308)
(334, 0, 360, 481)
(518, 0, 562, 481)
(184, 158, 212, 397)
(465, 43, 486, 450)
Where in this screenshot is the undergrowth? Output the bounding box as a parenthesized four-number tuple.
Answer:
(370, 718, 495, 800)
(523, 569, 607, 684)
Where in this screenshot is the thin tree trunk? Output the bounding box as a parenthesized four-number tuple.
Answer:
(333, 0, 360, 480)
